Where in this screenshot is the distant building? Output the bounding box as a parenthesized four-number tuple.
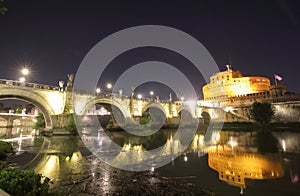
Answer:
(202, 66, 300, 107)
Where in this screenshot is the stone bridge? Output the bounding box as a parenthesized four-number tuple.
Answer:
(1, 78, 299, 129)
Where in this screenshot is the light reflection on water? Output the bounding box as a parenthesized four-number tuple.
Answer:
(2, 127, 300, 195)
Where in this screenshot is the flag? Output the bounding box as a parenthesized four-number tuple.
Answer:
(225, 64, 231, 70)
(274, 74, 283, 81)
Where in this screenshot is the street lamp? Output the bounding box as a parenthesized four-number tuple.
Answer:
(137, 94, 142, 99)
(21, 68, 29, 75)
(150, 91, 154, 100)
(19, 77, 26, 83)
(96, 88, 101, 94)
(180, 97, 185, 104)
(106, 83, 112, 89)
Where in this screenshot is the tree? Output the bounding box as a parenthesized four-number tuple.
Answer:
(140, 114, 151, 125)
(250, 102, 274, 126)
(13, 104, 23, 114)
(0, 168, 50, 195)
(34, 113, 45, 129)
(0, 141, 13, 160)
(0, 0, 7, 15)
(64, 115, 77, 134)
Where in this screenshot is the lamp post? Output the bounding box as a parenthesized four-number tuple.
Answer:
(150, 91, 154, 101)
(96, 88, 101, 94)
(19, 67, 29, 84)
(181, 96, 184, 105)
(21, 68, 29, 75)
(137, 94, 142, 99)
(19, 77, 26, 83)
(106, 83, 112, 90)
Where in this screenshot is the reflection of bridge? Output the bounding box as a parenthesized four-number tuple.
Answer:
(1, 78, 300, 129)
(0, 112, 38, 127)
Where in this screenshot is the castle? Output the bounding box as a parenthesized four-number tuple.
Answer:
(202, 66, 300, 107)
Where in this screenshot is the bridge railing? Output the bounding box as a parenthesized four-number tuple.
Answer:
(0, 78, 60, 91)
(74, 90, 172, 103)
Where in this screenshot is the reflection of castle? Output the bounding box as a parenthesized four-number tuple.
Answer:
(202, 67, 300, 106)
(208, 145, 284, 188)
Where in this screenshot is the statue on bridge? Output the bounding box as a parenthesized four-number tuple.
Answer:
(67, 74, 74, 88)
(58, 81, 64, 91)
(65, 74, 74, 91)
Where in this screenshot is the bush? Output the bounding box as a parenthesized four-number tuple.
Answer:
(34, 113, 46, 129)
(140, 115, 151, 125)
(0, 141, 13, 160)
(0, 168, 50, 195)
(64, 116, 77, 134)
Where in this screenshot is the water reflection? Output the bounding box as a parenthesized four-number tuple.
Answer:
(2, 126, 299, 195)
(24, 136, 88, 188)
(208, 145, 284, 189)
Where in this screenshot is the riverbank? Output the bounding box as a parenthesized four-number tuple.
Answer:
(53, 154, 216, 196)
(206, 122, 300, 132)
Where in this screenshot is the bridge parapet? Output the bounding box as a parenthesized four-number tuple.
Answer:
(0, 79, 59, 91)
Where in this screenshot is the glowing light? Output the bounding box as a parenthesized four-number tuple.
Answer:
(19, 77, 26, 82)
(229, 137, 237, 150)
(96, 88, 101, 93)
(21, 68, 29, 75)
(184, 155, 188, 162)
(181, 97, 185, 101)
(150, 91, 154, 95)
(137, 94, 142, 99)
(282, 140, 286, 152)
(106, 83, 112, 89)
(151, 166, 155, 172)
(212, 131, 221, 144)
(224, 106, 234, 112)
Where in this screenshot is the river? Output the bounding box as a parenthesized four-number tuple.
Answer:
(2, 127, 300, 196)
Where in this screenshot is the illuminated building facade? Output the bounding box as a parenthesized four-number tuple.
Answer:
(202, 68, 270, 101)
(202, 67, 300, 107)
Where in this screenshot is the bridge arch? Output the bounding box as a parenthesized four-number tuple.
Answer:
(0, 88, 54, 129)
(177, 106, 194, 117)
(141, 103, 168, 126)
(201, 111, 211, 124)
(141, 103, 168, 118)
(78, 97, 130, 118)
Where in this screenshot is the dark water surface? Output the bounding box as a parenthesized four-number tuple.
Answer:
(2, 127, 300, 196)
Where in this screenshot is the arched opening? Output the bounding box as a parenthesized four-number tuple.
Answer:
(0, 98, 51, 139)
(78, 101, 126, 131)
(0, 88, 54, 129)
(178, 108, 194, 125)
(201, 111, 211, 125)
(0, 96, 52, 129)
(141, 105, 167, 129)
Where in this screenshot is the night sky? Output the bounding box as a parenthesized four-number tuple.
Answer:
(0, 0, 299, 100)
